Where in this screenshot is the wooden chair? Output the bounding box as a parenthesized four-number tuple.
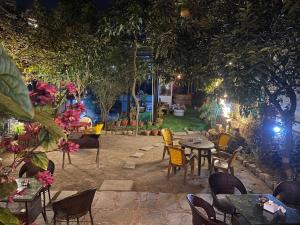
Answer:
(209, 172, 247, 221)
(186, 194, 228, 225)
(19, 160, 55, 214)
(273, 181, 300, 209)
(167, 146, 197, 184)
(161, 128, 180, 160)
(52, 188, 96, 225)
(211, 147, 242, 175)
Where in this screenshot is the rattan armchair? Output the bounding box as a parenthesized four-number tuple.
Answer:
(52, 188, 96, 225)
(167, 146, 197, 184)
(209, 172, 247, 221)
(187, 194, 228, 225)
(273, 181, 300, 209)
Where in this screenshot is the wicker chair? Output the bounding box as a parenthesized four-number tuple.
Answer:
(161, 128, 180, 160)
(19, 160, 55, 214)
(186, 194, 228, 225)
(273, 181, 300, 209)
(52, 188, 96, 225)
(210, 147, 242, 175)
(209, 172, 247, 221)
(167, 146, 197, 184)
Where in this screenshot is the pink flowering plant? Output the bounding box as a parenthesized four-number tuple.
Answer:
(0, 59, 82, 224)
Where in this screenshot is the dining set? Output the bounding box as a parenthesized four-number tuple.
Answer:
(161, 128, 300, 225)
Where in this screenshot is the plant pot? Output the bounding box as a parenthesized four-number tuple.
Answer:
(151, 129, 159, 136)
(139, 121, 144, 127)
(145, 130, 151, 136)
(130, 120, 137, 127)
(121, 119, 128, 126)
(173, 109, 185, 117)
(116, 120, 121, 127)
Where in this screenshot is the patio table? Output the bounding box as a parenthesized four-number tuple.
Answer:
(226, 194, 300, 225)
(179, 134, 214, 176)
(0, 178, 48, 225)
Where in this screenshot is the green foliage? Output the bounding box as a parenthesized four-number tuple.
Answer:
(0, 207, 20, 225)
(198, 99, 221, 128)
(0, 46, 34, 119)
(0, 181, 17, 199)
(11, 122, 25, 135)
(30, 152, 49, 171)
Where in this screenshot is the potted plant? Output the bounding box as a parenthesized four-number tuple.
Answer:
(147, 120, 153, 127)
(129, 106, 137, 127)
(173, 104, 186, 117)
(144, 129, 151, 136)
(151, 125, 159, 136)
(139, 120, 144, 127)
(121, 118, 128, 126)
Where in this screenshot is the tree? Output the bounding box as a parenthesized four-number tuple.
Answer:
(209, 0, 300, 178)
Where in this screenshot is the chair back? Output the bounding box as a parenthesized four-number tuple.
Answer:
(186, 194, 217, 225)
(80, 117, 92, 126)
(273, 181, 300, 208)
(93, 123, 104, 134)
(218, 133, 231, 151)
(19, 159, 55, 178)
(161, 128, 173, 146)
(228, 147, 242, 167)
(168, 147, 184, 166)
(209, 172, 247, 196)
(52, 188, 96, 218)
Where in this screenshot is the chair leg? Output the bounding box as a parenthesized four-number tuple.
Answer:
(162, 146, 167, 160)
(190, 160, 194, 175)
(53, 215, 56, 225)
(167, 164, 172, 178)
(90, 209, 94, 225)
(62, 151, 65, 169)
(67, 152, 72, 164)
(77, 218, 79, 224)
(96, 147, 100, 168)
(42, 190, 46, 215)
(47, 186, 51, 202)
(229, 167, 234, 175)
(183, 166, 187, 185)
(224, 213, 227, 222)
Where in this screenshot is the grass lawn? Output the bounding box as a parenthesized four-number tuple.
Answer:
(162, 108, 206, 132)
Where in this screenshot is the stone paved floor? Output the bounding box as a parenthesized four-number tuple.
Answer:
(36, 191, 222, 225)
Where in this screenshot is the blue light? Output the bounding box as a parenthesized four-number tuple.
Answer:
(273, 126, 281, 133)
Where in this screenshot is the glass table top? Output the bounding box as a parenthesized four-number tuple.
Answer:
(1, 178, 43, 202)
(226, 194, 300, 225)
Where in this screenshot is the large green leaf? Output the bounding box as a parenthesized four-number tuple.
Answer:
(33, 110, 66, 140)
(0, 46, 34, 119)
(0, 181, 17, 199)
(30, 152, 49, 171)
(0, 208, 19, 225)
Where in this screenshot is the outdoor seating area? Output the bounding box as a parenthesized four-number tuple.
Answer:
(1, 1, 300, 225)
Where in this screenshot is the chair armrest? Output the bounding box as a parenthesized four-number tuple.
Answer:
(217, 151, 231, 159)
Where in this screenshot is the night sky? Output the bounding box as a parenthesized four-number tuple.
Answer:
(16, 0, 109, 11)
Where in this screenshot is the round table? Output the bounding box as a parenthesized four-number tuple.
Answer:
(179, 135, 214, 176)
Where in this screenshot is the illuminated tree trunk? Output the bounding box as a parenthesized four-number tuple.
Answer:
(132, 40, 140, 136)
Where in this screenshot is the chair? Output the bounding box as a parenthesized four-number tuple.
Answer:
(273, 181, 300, 209)
(52, 188, 96, 225)
(211, 147, 242, 175)
(167, 146, 197, 184)
(211, 133, 231, 155)
(19, 160, 55, 213)
(84, 123, 104, 135)
(161, 128, 180, 160)
(209, 172, 247, 221)
(186, 194, 228, 225)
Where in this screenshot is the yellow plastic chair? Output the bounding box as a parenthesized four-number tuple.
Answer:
(161, 128, 180, 160)
(167, 146, 197, 184)
(211, 133, 231, 156)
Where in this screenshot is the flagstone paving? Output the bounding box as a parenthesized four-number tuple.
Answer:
(100, 180, 134, 191)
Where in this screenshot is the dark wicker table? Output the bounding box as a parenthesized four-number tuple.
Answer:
(179, 135, 214, 176)
(226, 194, 300, 225)
(1, 178, 47, 225)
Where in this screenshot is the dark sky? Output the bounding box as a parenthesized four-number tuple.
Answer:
(16, 0, 109, 11)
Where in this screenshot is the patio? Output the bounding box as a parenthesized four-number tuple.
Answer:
(17, 133, 271, 224)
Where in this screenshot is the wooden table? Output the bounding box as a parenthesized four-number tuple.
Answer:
(1, 178, 48, 225)
(179, 134, 214, 176)
(226, 194, 300, 225)
(69, 122, 91, 132)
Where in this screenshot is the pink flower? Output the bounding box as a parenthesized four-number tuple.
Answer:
(58, 139, 80, 153)
(30, 82, 57, 106)
(36, 171, 54, 187)
(6, 143, 23, 153)
(68, 102, 85, 113)
(65, 82, 77, 95)
(24, 123, 40, 135)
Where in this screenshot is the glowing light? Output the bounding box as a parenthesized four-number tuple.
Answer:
(177, 74, 182, 79)
(273, 126, 281, 133)
(28, 18, 38, 28)
(228, 61, 233, 66)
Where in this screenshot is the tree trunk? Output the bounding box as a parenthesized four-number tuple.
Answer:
(127, 88, 131, 118)
(100, 103, 108, 131)
(132, 40, 139, 136)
